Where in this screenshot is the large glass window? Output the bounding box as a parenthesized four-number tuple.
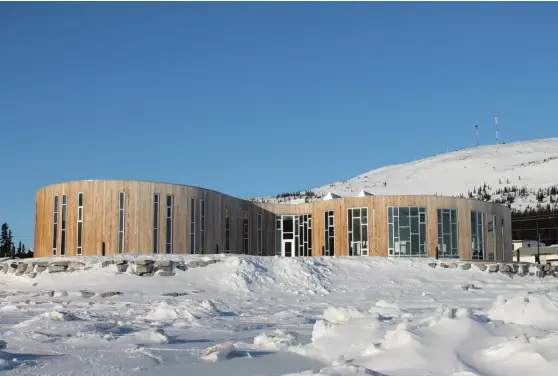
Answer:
(165, 194, 173, 254)
(348, 208, 368, 256)
(297, 214, 312, 256)
(200, 199, 205, 254)
(153, 194, 159, 254)
(257, 214, 263, 256)
(190, 198, 196, 254)
(275, 215, 281, 256)
(324, 210, 335, 256)
(77, 193, 83, 256)
(437, 208, 458, 258)
(119, 192, 125, 254)
(61, 194, 67, 256)
(388, 206, 427, 257)
(243, 211, 249, 254)
(471, 211, 484, 260)
(486, 214, 496, 260)
(52, 195, 59, 256)
(225, 207, 230, 251)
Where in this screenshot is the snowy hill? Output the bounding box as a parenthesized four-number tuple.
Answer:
(252, 138, 558, 211)
(1, 254, 558, 375)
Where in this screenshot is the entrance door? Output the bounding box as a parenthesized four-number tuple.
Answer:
(282, 239, 294, 257)
(351, 241, 362, 256)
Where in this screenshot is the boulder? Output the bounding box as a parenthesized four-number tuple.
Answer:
(69, 261, 85, 269)
(135, 264, 153, 274)
(536, 270, 546, 278)
(114, 260, 127, 265)
(36, 265, 48, 273)
(101, 261, 113, 268)
(439, 263, 449, 269)
(135, 259, 155, 266)
(158, 271, 175, 277)
(49, 264, 68, 273)
(116, 263, 128, 273)
(49, 261, 69, 267)
(476, 264, 487, 271)
(428, 262, 437, 268)
(26, 273, 37, 279)
(175, 264, 187, 271)
(187, 260, 207, 268)
(155, 260, 173, 267)
(448, 263, 458, 269)
(100, 291, 122, 298)
(141, 273, 154, 277)
(488, 264, 499, 273)
(499, 264, 511, 273)
(511, 264, 520, 273)
(460, 263, 471, 270)
(162, 292, 189, 297)
(519, 264, 529, 274)
(8, 263, 18, 273)
(80, 291, 96, 298)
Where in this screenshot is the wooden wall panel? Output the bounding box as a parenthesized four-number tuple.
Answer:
(35, 181, 513, 261)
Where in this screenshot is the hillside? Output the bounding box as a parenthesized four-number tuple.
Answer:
(252, 138, 558, 211)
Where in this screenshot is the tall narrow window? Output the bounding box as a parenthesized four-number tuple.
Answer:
(348, 208, 368, 256)
(257, 214, 263, 256)
(275, 215, 282, 256)
(437, 208, 458, 258)
(324, 210, 335, 256)
(471, 211, 484, 260)
(225, 207, 230, 251)
(119, 191, 125, 253)
(242, 211, 249, 254)
(200, 199, 205, 254)
(297, 214, 312, 256)
(77, 193, 83, 256)
(165, 194, 173, 254)
(388, 206, 427, 257)
(52, 195, 59, 256)
(486, 214, 496, 260)
(190, 198, 196, 254)
(60, 194, 67, 256)
(153, 194, 159, 254)
(501, 218, 505, 260)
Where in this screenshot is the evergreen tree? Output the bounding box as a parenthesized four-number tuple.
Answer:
(17, 241, 22, 254)
(0, 223, 13, 257)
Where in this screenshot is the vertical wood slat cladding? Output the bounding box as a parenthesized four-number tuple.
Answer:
(34, 181, 512, 261)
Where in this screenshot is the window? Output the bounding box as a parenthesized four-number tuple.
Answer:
(324, 210, 335, 256)
(52, 195, 59, 256)
(471, 211, 484, 260)
(348, 208, 368, 256)
(257, 214, 263, 256)
(165, 194, 173, 254)
(61, 194, 67, 256)
(119, 191, 125, 254)
(501, 218, 505, 260)
(388, 206, 427, 257)
(275, 215, 281, 256)
(190, 198, 196, 254)
(153, 194, 159, 253)
(486, 214, 496, 260)
(437, 209, 458, 258)
(243, 211, 249, 254)
(297, 214, 312, 256)
(200, 199, 205, 254)
(77, 193, 83, 256)
(225, 207, 230, 251)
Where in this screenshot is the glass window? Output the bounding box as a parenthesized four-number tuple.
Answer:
(52, 195, 58, 255)
(471, 211, 484, 260)
(119, 192, 125, 253)
(165, 194, 173, 254)
(388, 206, 427, 257)
(153, 194, 159, 253)
(348, 208, 368, 256)
(76, 193, 84, 256)
(225, 207, 230, 251)
(61, 194, 67, 256)
(437, 208, 458, 258)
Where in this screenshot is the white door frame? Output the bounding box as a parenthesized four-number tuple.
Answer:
(282, 238, 294, 257)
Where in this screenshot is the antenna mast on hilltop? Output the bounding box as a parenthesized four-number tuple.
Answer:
(475, 124, 479, 147)
(494, 114, 499, 144)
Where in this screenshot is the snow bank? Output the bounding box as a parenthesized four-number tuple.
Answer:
(253, 329, 300, 349)
(488, 294, 558, 330)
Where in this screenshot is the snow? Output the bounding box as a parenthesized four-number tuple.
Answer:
(253, 138, 558, 211)
(1, 254, 558, 375)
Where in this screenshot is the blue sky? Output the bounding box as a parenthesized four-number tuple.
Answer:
(1, 2, 557, 248)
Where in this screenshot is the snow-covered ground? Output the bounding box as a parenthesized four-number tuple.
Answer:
(1, 255, 558, 375)
(253, 138, 558, 211)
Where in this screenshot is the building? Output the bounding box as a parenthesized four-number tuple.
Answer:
(512, 239, 546, 251)
(515, 245, 558, 265)
(34, 180, 513, 261)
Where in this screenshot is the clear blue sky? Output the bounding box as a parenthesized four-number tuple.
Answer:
(1, 2, 557, 248)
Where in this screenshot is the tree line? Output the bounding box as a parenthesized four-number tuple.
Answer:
(0, 222, 33, 258)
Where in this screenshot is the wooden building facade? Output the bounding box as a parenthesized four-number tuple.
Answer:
(34, 180, 513, 261)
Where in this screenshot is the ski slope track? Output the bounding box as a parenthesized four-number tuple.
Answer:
(2, 254, 558, 375)
(253, 138, 558, 211)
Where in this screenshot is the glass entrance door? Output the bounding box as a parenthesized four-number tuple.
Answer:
(282, 239, 294, 257)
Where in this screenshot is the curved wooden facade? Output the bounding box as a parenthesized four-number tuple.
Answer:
(34, 180, 513, 261)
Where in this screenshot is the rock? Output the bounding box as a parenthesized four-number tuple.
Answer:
(187, 260, 207, 268)
(158, 271, 175, 277)
(536, 270, 546, 278)
(36, 265, 48, 273)
(49, 261, 69, 267)
(116, 263, 128, 273)
(16, 263, 28, 274)
(41, 291, 55, 297)
(135, 264, 153, 274)
(80, 291, 96, 298)
(114, 260, 127, 265)
(65, 268, 78, 273)
(135, 259, 155, 266)
(155, 260, 173, 267)
(34, 261, 49, 267)
(460, 263, 471, 270)
(461, 284, 472, 291)
(8, 263, 17, 273)
(553, 271, 558, 278)
(69, 261, 85, 269)
(49, 264, 68, 273)
(488, 265, 499, 273)
(55, 291, 69, 297)
(175, 264, 187, 271)
(519, 264, 529, 274)
(499, 264, 511, 273)
(448, 263, 458, 269)
(84, 266, 93, 271)
(101, 261, 113, 268)
(0, 263, 6, 273)
(427, 262, 437, 268)
(535, 264, 545, 271)
(543, 264, 551, 272)
(26, 273, 37, 279)
(157, 266, 173, 273)
(476, 264, 487, 271)
(162, 292, 189, 297)
(511, 264, 520, 273)
(517, 273, 527, 277)
(440, 263, 449, 268)
(141, 273, 154, 277)
(100, 291, 122, 298)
